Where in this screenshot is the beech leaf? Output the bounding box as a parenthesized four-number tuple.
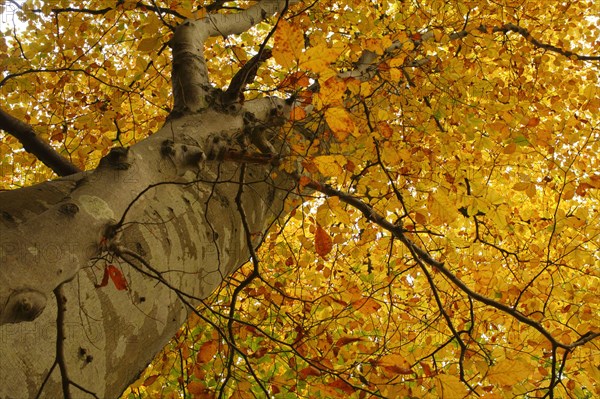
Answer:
(314, 224, 333, 258)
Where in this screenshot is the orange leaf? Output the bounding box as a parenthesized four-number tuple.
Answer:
(576, 182, 592, 197)
(377, 121, 394, 138)
(503, 142, 517, 154)
(320, 77, 347, 106)
(344, 159, 356, 172)
(280, 71, 310, 90)
(420, 361, 434, 377)
(314, 224, 333, 258)
(107, 265, 128, 290)
(351, 297, 381, 314)
(298, 175, 312, 189)
(290, 106, 306, 121)
(377, 353, 414, 375)
(525, 117, 540, 127)
(197, 340, 218, 364)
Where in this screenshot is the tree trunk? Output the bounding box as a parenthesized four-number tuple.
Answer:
(0, 107, 294, 398)
(0, 1, 301, 396)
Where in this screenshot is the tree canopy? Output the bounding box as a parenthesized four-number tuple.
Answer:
(1, 0, 599, 398)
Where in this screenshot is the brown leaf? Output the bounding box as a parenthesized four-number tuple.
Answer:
(299, 366, 321, 379)
(335, 337, 363, 347)
(143, 374, 159, 387)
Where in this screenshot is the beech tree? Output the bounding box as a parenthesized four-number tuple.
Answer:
(1, 1, 599, 398)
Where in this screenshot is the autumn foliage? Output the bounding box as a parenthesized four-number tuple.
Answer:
(1, 0, 599, 398)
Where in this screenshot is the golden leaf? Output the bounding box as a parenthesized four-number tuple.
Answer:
(434, 374, 468, 399)
(273, 20, 304, 68)
(137, 37, 160, 52)
(487, 358, 531, 386)
(325, 107, 355, 141)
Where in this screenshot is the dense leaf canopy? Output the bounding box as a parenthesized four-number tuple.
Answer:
(1, 0, 599, 398)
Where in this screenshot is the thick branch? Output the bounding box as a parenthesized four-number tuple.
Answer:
(204, 0, 297, 38)
(221, 49, 273, 105)
(0, 107, 81, 176)
(170, 0, 296, 115)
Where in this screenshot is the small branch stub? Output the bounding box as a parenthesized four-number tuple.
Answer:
(0, 289, 47, 324)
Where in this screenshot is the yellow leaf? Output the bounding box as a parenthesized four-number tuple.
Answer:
(526, 183, 536, 198)
(562, 186, 575, 200)
(319, 77, 346, 107)
(325, 107, 354, 141)
(374, 353, 414, 376)
(389, 55, 407, 67)
(313, 155, 345, 176)
(435, 374, 468, 399)
(273, 20, 304, 68)
(487, 358, 530, 386)
(389, 67, 402, 82)
(363, 38, 385, 54)
(315, 202, 331, 226)
(382, 142, 401, 164)
(328, 198, 353, 225)
(300, 44, 342, 74)
(137, 37, 160, 52)
(582, 83, 597, 100)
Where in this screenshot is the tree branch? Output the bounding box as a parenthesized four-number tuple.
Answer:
(169, 0, 297, 115)
(204, 0, 298, 38)
(23, 1, 187, 20)
(277, 171, 599, 352)
(490, 23, 600, 61)
(340, 22, 599, 82)
(0, 107, 81, 176)
(221, 49, 273, 105)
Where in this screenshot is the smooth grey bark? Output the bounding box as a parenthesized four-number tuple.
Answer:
(0, 1, 298, 397)
(0, 105, 294, 399)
